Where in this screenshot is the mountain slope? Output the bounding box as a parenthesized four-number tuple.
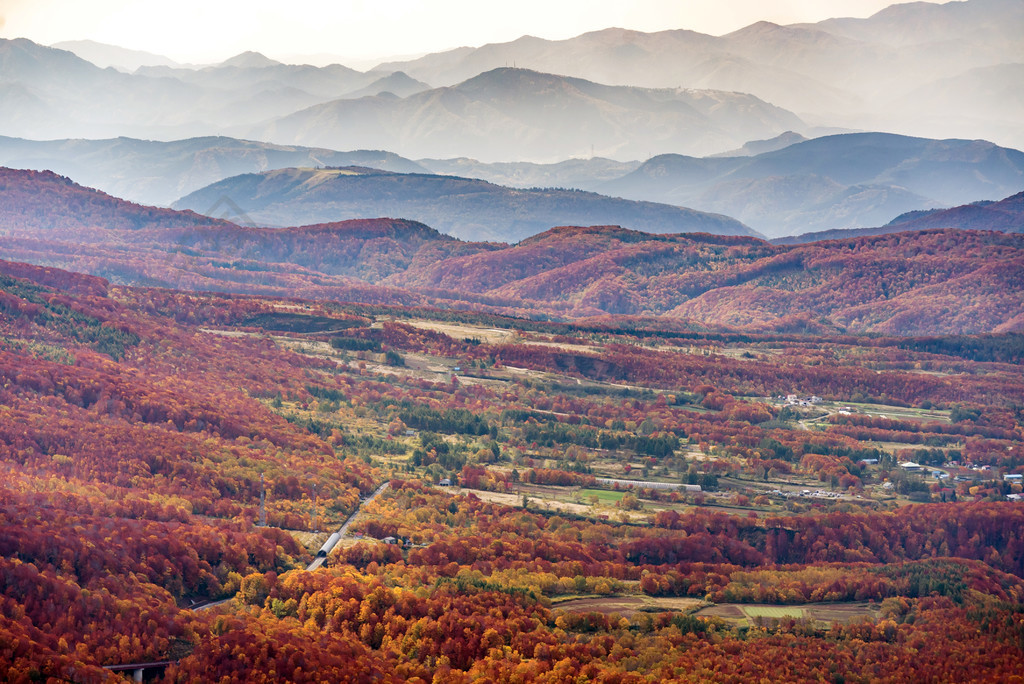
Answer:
(666, 229, 1024, 335)
(171, 166, 757, 242)
(600, 133, 1024, 237)
(257, 67, 805, 161)
(0, 167, 231, 238)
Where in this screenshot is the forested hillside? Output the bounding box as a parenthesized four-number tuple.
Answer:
(0, 168, 1021, 335)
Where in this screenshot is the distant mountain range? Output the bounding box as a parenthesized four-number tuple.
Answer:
(0, 167, 1020, 334)
(171, 166, 754, 242)
(0, 38, 408, 140)
(0, 37, 805, 160)
(600, 133, 1024, 237)
(374, 0, 1024, 150)
(3, 130, 1022, 239)
(256, 67, 804, 161)
(2, 0, 1019, 155)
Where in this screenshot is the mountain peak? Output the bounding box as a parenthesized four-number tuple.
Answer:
(461, 66, 553, 84)
(219, 51, 280, 69)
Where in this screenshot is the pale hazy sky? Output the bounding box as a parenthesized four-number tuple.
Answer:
(0, 0, 946, 65)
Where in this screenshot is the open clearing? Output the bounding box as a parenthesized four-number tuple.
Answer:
(697, 602, 879, 626)
(554, 596, 705, 616)
(402, 319, 518, 345)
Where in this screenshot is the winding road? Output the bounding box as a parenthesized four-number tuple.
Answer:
(306, 481, 390, 571)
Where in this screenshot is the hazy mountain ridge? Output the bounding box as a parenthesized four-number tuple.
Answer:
(373, 0, 1024, 149)
(257, 67, 805, 161)
(0, 135, 428, 206)
(600, 133, 1024, 237)
(51, 39, 181, 71)
(773, 192, 1024, 245)
(341, 71, 432, 99)
(2, 130, 1021, 239)
(171, 165, 757, 242)
(1, 0, 1019, 152)
(885, 191, 1024, 233)
(0, 167, 1021, 334)
(133, 52, 376, 100)
(708, 131, 809, 158)
(416, 156, 642, 190)
(0, 39, 416, 140)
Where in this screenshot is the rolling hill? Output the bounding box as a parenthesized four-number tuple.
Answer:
(599, 133, 1024, 237)
(0, 168, 1021, 334)
(382, 224, 1024, 334)
(0, 167, 231, 238)
(0, 135, 428, 207)
(171, 166, 756, 242)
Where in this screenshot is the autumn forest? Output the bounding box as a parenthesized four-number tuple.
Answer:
(1, 243, 1023, 682)
(1, 1, 1024, 679)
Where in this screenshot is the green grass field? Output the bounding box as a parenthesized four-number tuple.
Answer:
(580, 488, 626, 503)
(742, 606, 805, 619)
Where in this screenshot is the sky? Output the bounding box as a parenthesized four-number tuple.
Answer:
(0, 0, 947, 66)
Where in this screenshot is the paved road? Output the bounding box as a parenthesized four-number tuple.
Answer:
(306, 481, 390, 571)
(190, 598, 232, 612)
(185, 482, 392, 611)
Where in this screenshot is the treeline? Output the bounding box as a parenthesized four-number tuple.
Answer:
(896, 333, 1024, 364)
(395, 402, 492, 436)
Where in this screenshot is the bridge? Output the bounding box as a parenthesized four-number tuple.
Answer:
(103, 660, 175, 681)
